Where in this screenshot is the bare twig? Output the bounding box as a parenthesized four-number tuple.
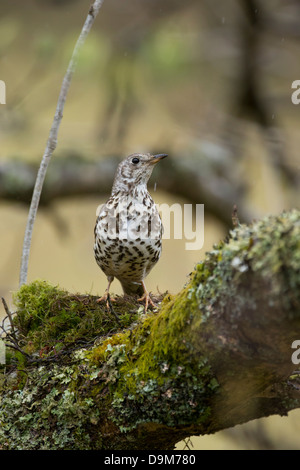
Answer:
(232, 204, 240, 227)
(1, 297, 16, 340)
(107, 294, 122, 327)
(19, 0, 105, 286)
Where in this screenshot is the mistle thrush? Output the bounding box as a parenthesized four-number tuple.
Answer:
(94, 152, 168, 311)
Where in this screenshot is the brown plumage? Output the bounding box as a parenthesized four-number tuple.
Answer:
(94, 152, 167, 311)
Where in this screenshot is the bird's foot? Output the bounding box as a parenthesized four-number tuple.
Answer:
(138, 292, 156, 312)
(97, 292, 116, 308)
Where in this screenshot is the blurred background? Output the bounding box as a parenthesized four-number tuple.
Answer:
(0, 0, 299, 449)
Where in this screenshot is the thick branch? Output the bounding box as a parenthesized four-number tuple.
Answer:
(0, 209, 299, 450)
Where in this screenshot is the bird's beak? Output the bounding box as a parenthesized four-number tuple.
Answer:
(150, 153, 168, 164)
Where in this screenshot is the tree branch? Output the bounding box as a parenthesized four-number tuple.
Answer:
(0, 151, 254, 226)
(19, 0, 105, 287)
(0, 209, 299, 450)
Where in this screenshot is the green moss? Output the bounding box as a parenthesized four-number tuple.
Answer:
(1, 280, 173, 448)
(12, 280, 138, 356)
(1, 210, 298, 449)
(192, 209, 300, 323)
(98, 284, 218, 431)
(104, 209, 300, 431)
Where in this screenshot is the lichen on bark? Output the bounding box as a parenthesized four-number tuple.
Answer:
(0, 209, 299, 450)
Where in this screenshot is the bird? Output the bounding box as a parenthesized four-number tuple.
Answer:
(94, 152, 168, 312)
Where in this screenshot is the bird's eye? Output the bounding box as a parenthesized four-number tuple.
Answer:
(131, 157, 140, 164)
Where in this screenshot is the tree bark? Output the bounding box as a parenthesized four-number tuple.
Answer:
(0, 209, 299, 450)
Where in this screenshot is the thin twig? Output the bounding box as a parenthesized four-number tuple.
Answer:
(107, 294, 122, 327)
(1, 297, 16, 339)
(182, 437, 194, 450)
(19, 0, 105, 286)
(232, 204, 240, 227)
(5, 342, 31, 359)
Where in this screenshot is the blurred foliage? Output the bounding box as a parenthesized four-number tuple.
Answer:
(0, 17, 20, 52)
(140, 28, 193, 78)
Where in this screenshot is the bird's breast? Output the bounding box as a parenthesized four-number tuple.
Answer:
(96, 192, 162, 242)
(94, 192, 163, 280)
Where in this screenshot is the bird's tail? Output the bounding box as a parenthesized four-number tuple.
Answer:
(120, 280, 144, 297)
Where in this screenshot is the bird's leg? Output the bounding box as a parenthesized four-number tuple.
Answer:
(138, 281, 156, 312)
(97, 278, 116, 306)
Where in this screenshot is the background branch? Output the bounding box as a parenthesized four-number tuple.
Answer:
(0, 152, 256, 226)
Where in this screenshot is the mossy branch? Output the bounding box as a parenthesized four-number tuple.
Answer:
(1, 209, 299, 450)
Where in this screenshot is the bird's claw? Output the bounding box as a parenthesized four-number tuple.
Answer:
(97, 293, 116, 308)
(138, 293, 156, 312)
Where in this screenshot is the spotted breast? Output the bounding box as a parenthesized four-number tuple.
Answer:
(94, 152, 167, 311)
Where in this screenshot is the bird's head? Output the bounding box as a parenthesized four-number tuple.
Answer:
(112, 153, 168, 194)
